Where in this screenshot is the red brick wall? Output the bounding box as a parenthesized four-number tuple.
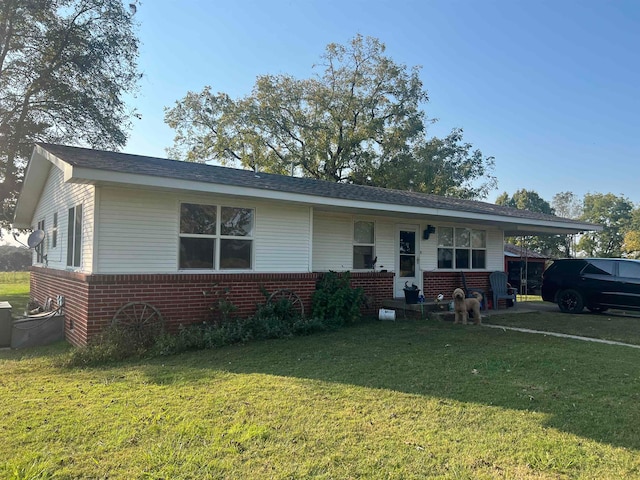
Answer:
(30, 268, 91, 346)
(30, 268, 395, 346)
(423, 271, 517, 309)
(423, 271, 492, 301)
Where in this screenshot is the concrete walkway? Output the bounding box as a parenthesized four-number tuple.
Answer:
(482, 300, 640, 349)
(482, 323, 640, 349)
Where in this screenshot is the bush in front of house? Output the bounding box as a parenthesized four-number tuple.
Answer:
(65, 274, 366, 365)
(151, 301, 330, 357)
(311, 271, 364, 326)
(63, 324, 153, 367)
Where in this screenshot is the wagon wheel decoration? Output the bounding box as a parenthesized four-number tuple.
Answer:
(267, 289, 305, 318)
(112, 302, 164, 341)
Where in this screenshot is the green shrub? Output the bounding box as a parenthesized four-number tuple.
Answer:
(63, 325, 151, 367)
(152, 293, 332, 356)
(311, 271, 364, 326)
(66, 284, 361, 364)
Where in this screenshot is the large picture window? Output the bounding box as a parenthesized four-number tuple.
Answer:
(67, 205, 82, 267)
(179, 203, 254, 270)
(353, 220, 375, 269)
(437, 227, 486, 269)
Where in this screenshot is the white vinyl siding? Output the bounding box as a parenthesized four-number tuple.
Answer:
(97, 188, 178, 273)
(30, 165, 94, 272)
(420, 226, 439, 270)
(312, 213, 352, 271)
(486, 229, 505, 271)
(312, 212, 395, 272)
(373, 220, 394, 272)
(254, 204, 310, 272)
(30, 165, 507, 276)
(96, 187, 311, 274)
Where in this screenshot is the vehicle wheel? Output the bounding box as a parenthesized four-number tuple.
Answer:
(112, 302, 164, 342)
(267, 289, 304, 318)
(587, 306, 609, 313)
(557, 289, 584, 314)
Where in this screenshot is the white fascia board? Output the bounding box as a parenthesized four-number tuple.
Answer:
(68, 167, 600, 234)
(34, 145, 74, 179)
(13, 149, 54, 227)
(505, 222, 601, 234)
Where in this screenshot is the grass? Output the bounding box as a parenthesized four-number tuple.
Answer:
(486, 303, 640, 346)
(0, 271, 30, 315)
(2, 317, 640, 479)
(2, 274, 640, 478)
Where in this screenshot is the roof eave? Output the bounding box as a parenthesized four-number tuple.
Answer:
(69, 166, 600, 235)
(12, 147, 56, 228)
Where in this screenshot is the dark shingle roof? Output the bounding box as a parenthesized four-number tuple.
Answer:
(504, 243, 550, 259)
(36, 143, 589, 226)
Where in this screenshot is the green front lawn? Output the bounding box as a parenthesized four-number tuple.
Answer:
(487, 305, 640, 346)
(2, 317, 640, 479)
(0, 271, 30, 314)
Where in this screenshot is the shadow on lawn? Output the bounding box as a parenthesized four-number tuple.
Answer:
(141, 319, 640, 451)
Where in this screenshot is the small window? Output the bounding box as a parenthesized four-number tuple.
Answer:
(583, 260, 614, 276)
(353, 220, 375, 269)
(438, 227, 486, 269)
(220, 239, 252, 269)
(180, 237, 215, 269)
(618, 261, 640, 279)
(36, 219, 45, 263)
(52, 212, 58, 248)
(221, 207, 253, 236)
(180, 203, 217, 235)
(67, 205, 82, 267)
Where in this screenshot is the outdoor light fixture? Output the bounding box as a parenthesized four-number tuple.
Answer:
(423, 225, 436, 239)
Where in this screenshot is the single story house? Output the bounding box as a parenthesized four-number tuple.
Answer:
(14, 144, 599, 345)
(504, 242, 551, 295)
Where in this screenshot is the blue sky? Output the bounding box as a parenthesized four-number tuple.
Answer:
(123, 0, 640, 206)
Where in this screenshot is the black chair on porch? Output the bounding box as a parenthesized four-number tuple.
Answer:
(460, 272, 487, 311)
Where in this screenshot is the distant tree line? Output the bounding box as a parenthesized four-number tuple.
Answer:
(0, 245, 31, 271)
(496, 189, 640, 259)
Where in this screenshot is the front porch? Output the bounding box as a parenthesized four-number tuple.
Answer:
(380, 298, 550, 321)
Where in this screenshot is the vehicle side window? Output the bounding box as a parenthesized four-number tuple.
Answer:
(583, 260, 614, 275)
(618, 261, 640, 279)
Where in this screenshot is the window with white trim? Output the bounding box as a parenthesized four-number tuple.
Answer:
(437, 227, 486, 269)
(179, 203, 254, 270)
(52, 212, 58, 248)
(353, 220, 375, 269)
(35, 219, 45, 263)
(67, 205, 82, 267)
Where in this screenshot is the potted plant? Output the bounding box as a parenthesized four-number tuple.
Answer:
(403, 282, 420, 304)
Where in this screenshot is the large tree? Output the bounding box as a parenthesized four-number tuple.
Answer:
(496, 189, 554, 215)
(1, 0, 140, 227)
(165, 35, 496, 198)
(551, 191, 582, 219)
(577, 193, 634, 257)
(621, 205, 640, 258)
(551, 191, 583, 257)
(496, 189, 568, 257)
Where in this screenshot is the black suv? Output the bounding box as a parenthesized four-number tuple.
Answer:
(541, 258, 640, 313)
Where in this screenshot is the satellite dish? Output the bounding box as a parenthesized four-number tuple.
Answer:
(27, 230, 45, 249)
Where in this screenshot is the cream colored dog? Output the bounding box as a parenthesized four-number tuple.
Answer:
(452, 288, 482, 325)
